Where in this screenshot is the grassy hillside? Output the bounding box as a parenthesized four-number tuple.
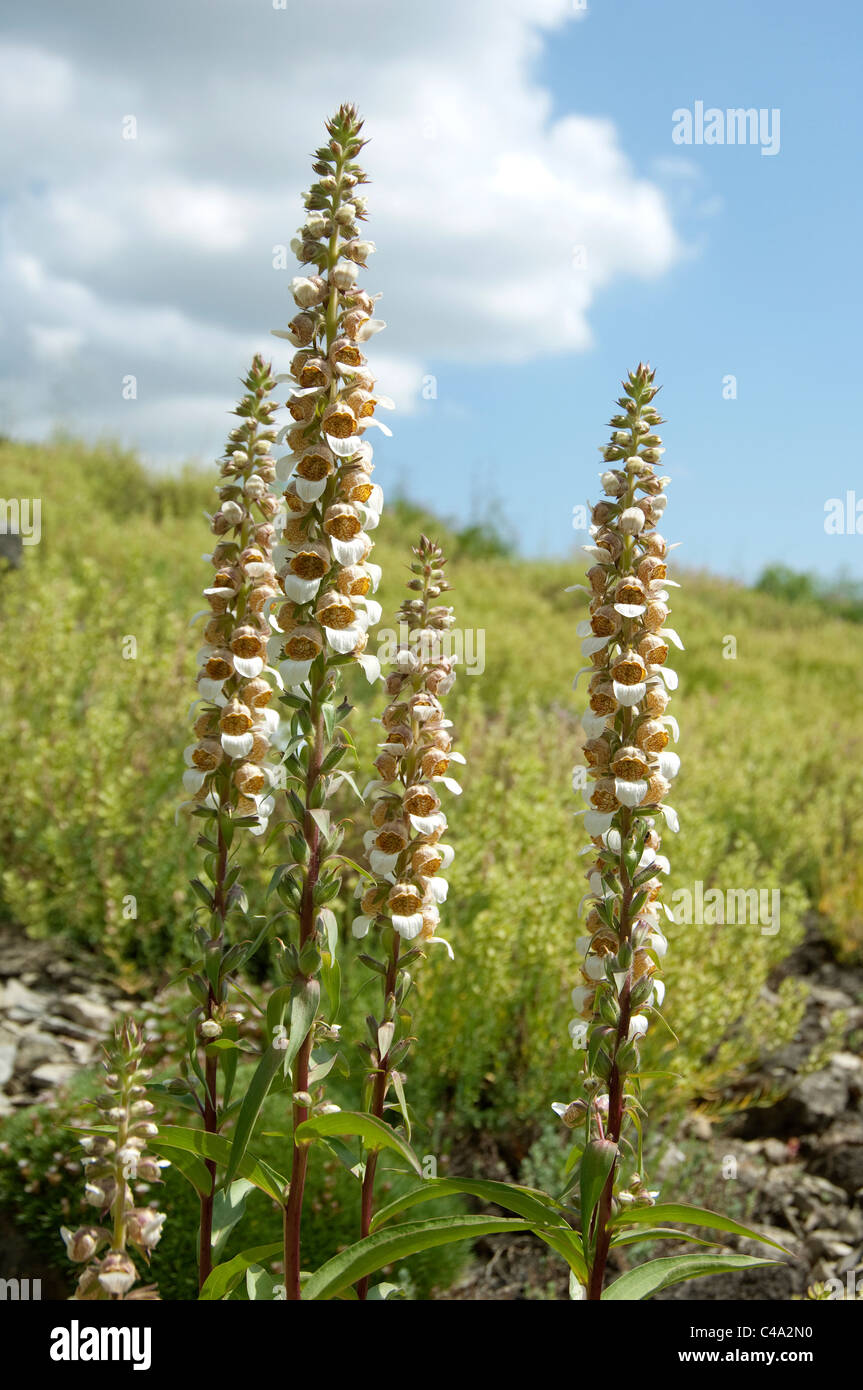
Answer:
(1, 436, 861, 1137)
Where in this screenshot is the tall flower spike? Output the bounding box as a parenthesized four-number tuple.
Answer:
(180, 353, 284, 1287)
(272, 105, 391, 1303)
(562, 365, 682, 1299)
(183, 353, 284, 837)
(63, 1019, 165, 1300)
(353, 535, 464, 1297)
(270, 102, 388, 688)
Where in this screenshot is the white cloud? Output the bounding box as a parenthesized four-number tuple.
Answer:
(0, 1, 682, 462)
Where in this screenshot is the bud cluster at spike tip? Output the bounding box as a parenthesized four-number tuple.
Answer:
(269, 105, 389, 687)
(182, 354, 284, 835)
(352, 537, 464, 953)
(555, 365, 683, 1140)
(62, 1019, 166, 1300)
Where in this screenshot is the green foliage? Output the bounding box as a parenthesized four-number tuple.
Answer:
(1, 435, 861, 1157)
(756, 562, 863, 624)
(0, 1066, 466, 1300)
(602, 1253, 780, 1301)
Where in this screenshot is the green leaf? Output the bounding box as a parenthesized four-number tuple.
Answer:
(223, 1047, 286, 1188)
(331, 770, 362, 801)
(602, 1253, 780, 1301)
(246, 1265, 278, 1301)
(307, 1051, 339, 1087)
(334, 853, 373, 878)
(563, 1141, 583, 1178)
(227, 980, 319, 1186)
(211, 1179, 255, 1263)
(321, 957, 341, 1021)
(295, 1110, 422, 1176)
(151, 1126, 287, 1205)
(199, 1242, 283, 1301)
(368, 1176, 587, 1282)
(580, 1138, 617, 1246)
(390, 1070, 411, 1142)
(151, 1142, 212, 1199)
(610, 1225, 719, 1248)
(609, 1203, 793, 1254)
(190, 878, 214, 909)
(370, 1176, 569, 1233)
(146, 1080, 201, 1113)
(302, 1216, 543, 1301)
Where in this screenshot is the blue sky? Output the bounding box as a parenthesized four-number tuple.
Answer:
(1, 0, 860, 581)
(398, 0, 863, 579)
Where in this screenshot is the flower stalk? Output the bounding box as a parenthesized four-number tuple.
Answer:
(563, 364, 682, 1299)
(180, 353, 283, 1287)
(62, 1019, 165, 1300)
(269, 103, 388, 1300)
(353, 536, 462, 1296)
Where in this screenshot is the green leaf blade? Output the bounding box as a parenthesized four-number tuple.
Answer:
(602, 1252, 781, 1301)
(302, 1215, 542, 1301)
(294, 1110, 422, 1176)
(609, 1202, 792, 1254)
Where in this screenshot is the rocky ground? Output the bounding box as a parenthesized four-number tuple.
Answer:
(450, 931, 863, 1300)
(1, 925, 861, 1300)
(0, 929, 124, 1115)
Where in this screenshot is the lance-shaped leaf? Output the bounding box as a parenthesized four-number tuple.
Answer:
(294, 1110, 422, 1175)
(580, 1137, 617, 1249)
(151, 1126, 287, 1205)
(369, 1176, 588, 1283)
(602, 1252, 781, 1301)
(609, 1202, 793, 1253)
(302, 1215, 548, 1301)
(370, 1176, 570, 1232)
(199, 1242, 283, 1301)
(226, 977, 319, 1185)
(211, 1179, 255, 1263)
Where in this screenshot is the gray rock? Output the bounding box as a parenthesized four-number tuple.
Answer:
(13, 1032, 64, 1075)
(0, 1042, 17, 1087)
(762, 1138, 792, 1166)
(831, 1051, 863, 1076)
(61, 1037, 98, 1065)
(808, 983, 856, 1013)
(54, 993, 114, 1033)
(809, 1118, 863, 1196)
(785, 1069, 850, 1129)
(0, 979, 50, 1017)
(804, 1231, 855, 1261)
(30, 1062, 77, 1087)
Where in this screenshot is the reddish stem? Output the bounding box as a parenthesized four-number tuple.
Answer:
(198, 817, 229, 1291)
(587, 808, 634, 1301)
(356, 938, 400, 1300)
(283, 696, 324, 1300)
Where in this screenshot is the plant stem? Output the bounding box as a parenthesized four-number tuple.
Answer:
(198, 816, 228, 1291)
(356, 938, 400, 1300)
(587, 421, 641, 1301)
(587, 829, 633, 1299)
(283, 676, 325, 1300)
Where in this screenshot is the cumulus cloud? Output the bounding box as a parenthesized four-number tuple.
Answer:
(0, 0, 682, 463)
